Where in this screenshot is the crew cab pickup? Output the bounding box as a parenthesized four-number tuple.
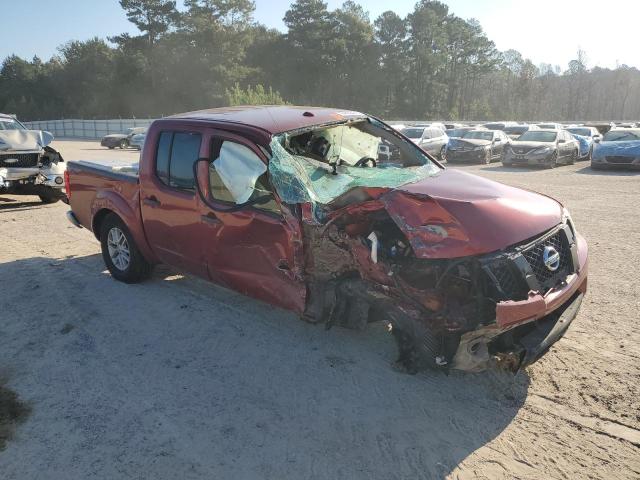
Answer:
(65, 106, 588, 373)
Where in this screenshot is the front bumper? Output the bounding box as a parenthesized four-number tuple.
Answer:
(495, 233, 588, 327)
(451, 232, 588, 372)
(446, 148, 487, 162)
(592, 156, 640, 169)
(505, 149, 555, 166)
(518, 291, 583, 368)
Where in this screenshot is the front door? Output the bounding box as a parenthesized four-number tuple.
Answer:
(139, 128, 208, 277)
(198, 130, 306, 313)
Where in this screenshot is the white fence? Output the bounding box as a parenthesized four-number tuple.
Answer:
(23, 118, 156, 140)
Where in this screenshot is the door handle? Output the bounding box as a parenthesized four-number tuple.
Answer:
(201, 214, 221, 225)
(143, 196, 160, 207)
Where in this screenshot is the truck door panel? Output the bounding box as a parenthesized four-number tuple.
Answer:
(139, 130, 208, 277)
(199, 131, 305, 313)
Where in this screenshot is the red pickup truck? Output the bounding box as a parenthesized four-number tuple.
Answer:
(65, 106, 588, 373)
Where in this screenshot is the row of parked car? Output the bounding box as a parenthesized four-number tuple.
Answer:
(100, 127, 147, 150)
(390, 121, 640, 170)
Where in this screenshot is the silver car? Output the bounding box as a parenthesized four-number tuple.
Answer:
(401, 125, 448, 160)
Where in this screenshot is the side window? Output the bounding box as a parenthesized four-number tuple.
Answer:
(155, 131, 202, 191)
(209, 139, 281, 215)
(156, 132, 172, 185)
(421, 129, 431, 139)
(170, 132, 201, 190)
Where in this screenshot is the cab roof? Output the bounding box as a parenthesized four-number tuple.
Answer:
(168, 105, 367, 135)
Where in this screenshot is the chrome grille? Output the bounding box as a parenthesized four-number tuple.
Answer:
(521, 230, 572, 290)
(0, 153, 40, 168)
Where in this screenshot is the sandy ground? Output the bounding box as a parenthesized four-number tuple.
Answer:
(0, 140, 638, 479)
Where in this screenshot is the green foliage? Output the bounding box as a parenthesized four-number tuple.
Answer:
(2, 0, 640, 121)
(225, 84, 288, 106)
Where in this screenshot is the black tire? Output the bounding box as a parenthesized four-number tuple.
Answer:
(545, 152, 558, 169)
(389, 311, 441, 373)
(439, 145, 446, 162)
(481, 149, 491, 165)
(567, 149, 577, 165)
(100, 213, 152, 283)
(39, 193, 61, 204)
(119, 140, 128, 149)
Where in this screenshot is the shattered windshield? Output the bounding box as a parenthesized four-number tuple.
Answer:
(603, 129, 640, 142)
(0, 118, 26, 130)
(268, 119, 440, 216)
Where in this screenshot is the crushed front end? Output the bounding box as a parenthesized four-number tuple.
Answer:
(267, 118, 587, 374)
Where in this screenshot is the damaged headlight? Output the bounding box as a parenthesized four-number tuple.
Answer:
(562, 207, 577, 234)
(534, 146, 552, 154)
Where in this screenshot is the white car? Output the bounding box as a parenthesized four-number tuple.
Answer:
(0, 113, 66, 203)
(400, 125, 449, 160)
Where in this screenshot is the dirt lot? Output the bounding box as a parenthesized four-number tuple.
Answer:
(0, 140, 638, 479)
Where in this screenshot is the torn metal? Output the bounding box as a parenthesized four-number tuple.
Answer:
(267, 120, 588, 374)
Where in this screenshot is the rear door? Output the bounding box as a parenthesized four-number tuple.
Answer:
(139, 128, 208, 277)
(197, 130, 306, 313)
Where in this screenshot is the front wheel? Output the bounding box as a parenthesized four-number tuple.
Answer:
(119, 140, 128, 149)
(439, 145, 446, 162)
(567, 149, 577, 165)
(546, 152, 558, 169)
(100, 213, 152, 283)
(38, 189, 62, 204)
(481, 149, 491, 165)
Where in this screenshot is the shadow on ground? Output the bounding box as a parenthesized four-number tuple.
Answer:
(0, 254, 530, 478)
(0, 375, 31, 452)
(0, 196, 61, 212)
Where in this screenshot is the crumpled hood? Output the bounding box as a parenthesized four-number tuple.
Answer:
(380, 169, 563, 258)
(592, 140, 640, 160)
(0, 130, 52, 151)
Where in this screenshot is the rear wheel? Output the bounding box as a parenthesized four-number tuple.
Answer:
(100, 213, 152, 283)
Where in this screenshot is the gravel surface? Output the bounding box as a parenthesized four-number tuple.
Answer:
(0, 140, 638, 479)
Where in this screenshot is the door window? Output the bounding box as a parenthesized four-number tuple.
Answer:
(209, 139, 281, 215)
(155, 131, 202, 191)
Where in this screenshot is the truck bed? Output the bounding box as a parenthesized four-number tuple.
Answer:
(67, 160, 143, 235)
(70, 160, 139, 182)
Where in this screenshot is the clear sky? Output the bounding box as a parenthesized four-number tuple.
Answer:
(2, 0, 638, 69)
